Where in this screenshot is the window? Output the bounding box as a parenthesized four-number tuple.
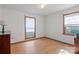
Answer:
(25, 16, 36, 39)
(63, 12, 79, 35)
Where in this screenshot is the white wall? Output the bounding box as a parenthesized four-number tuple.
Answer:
(45, 6, 79, 45)
(1, 7, 44, 43)
(0, 7, 2, 20)
(0, 7, 3, 31)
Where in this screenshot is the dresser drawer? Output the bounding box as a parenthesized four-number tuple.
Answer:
(75, 38, 79, 46)
(0, 34, 10, 54)
(75, 38, 79, 54)
(0, 36, 3, 53)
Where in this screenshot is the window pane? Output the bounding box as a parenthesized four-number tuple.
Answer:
(64, 12, 79, 35)
(26, 18, 35, 32)
(25, 17, 35, 38)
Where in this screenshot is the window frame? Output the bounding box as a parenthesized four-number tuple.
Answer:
(63, 11, 79, 36)
(24, 16, 36, 39)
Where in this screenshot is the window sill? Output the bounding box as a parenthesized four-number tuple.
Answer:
(63, 33, 75, 36)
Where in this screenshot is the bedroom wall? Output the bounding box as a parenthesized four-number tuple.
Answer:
(45, 6, 79, 45)
(1, 7, 44, 43)
(0, 7, 3, 31)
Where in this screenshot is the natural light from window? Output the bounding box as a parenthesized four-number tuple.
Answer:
(64, 12, 79, 35)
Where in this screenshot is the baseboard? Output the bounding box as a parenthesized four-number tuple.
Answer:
(11, 37, 45, 45)
(11, 36, 74, 46)
(44, 37, 74, 46)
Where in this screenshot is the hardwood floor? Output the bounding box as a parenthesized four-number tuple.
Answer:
(11, 38, 74, 54)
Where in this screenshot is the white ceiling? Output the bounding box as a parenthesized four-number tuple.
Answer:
(0, 4, 78, 15)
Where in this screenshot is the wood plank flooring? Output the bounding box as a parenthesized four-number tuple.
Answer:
(11, 38, 74, 54)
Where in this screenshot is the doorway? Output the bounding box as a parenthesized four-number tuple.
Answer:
(24, 16, 36, 40)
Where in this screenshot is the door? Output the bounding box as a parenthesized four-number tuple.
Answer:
(25, 16, 36, 39)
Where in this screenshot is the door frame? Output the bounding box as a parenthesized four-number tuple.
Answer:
(24, 16, 36, 39)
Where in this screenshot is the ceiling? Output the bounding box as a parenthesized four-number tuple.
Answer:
(0, 4, 78, 15)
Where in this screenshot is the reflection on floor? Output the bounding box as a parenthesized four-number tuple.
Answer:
(11, 38, 74, 54)
(56, 48, 74, 54)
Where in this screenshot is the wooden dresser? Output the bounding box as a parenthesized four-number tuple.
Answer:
(74, 38, 79, 54)
(0, 34, 10, 54)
